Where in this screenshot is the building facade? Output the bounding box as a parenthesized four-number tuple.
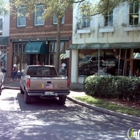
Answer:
(9, 6, 72, 79)
(70, 1, 140, 83)
(0, 0, 10, 73)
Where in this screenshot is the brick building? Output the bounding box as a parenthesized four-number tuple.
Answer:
(9, 6, 72, 79)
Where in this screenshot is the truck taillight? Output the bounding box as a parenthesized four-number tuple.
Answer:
(67, 79, 70, 87)
(26, 79, 30, 88)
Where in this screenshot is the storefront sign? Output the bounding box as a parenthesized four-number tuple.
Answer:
(102, 61, 115, 66)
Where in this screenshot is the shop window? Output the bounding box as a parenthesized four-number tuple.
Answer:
(49, 42, 56, 52)
(78, 49, 119, 76)
(104, 11, 113, 26)
(34, 4, 44, 26)
(17, 7, 26, 27)
(14, 43, 18, 52)
(129, 1, 139, 25)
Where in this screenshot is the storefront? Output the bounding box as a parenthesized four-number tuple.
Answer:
(11, 39, 70, 75)
(0, 37, 9, 74)
(69, 43, 140, 83)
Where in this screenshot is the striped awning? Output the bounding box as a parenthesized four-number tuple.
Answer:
(60, 53, 66, 59)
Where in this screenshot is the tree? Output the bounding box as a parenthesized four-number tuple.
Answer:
(0, 0, 9, 15)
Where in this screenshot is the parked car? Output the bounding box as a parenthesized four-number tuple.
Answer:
(79, 55, 104, 67)
(0, 68, 6, 95)
(20, 65, 70, 105)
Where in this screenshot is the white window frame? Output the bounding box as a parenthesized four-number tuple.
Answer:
(104, 12, 113, 26)
(34, 4, 44, 26)
(17, 7, 26, 27)
(129, 1, 139, 26)
(53, 15, 65, 24)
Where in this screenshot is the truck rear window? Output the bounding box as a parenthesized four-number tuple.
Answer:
(27, 66, 57, 77)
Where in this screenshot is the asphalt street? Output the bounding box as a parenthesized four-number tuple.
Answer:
(0, 89, 140, 140)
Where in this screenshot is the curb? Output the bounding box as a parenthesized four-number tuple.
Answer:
(67, 96, 140, 123)
(3, 86, 19, 90)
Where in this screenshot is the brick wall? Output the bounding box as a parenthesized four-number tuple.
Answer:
(9, 8, 73, 78)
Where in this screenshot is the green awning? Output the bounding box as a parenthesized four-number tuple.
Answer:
(69, 43, 140, 50)
(25, 42, 46, 54)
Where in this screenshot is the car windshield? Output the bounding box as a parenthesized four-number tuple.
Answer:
(27, 66, 57, 77)
(80, 56, 92, 61)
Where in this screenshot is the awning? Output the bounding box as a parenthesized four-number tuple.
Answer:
(68, 43, 140, 50)
(60, 53, 66, 59)
(25, 42, 46, 54)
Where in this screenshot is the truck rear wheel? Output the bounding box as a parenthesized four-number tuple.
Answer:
(24, 90, 31, 104)
(58, 95, 66, 105)
(20, 86, 24, 94)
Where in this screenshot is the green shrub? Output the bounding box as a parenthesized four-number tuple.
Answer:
(84, 75, 140, 101)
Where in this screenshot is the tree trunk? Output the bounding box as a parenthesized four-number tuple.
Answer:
(55, 18, 61, 73)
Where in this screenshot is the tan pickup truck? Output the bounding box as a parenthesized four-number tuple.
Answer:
(20, 65, 70, 105)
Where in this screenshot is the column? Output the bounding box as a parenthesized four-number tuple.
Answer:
(71, 49, 78, 83)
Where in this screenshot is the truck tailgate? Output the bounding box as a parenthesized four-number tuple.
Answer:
(29, 77, 69, 91)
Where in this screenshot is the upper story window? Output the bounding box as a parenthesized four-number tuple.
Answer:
(129, 1, 139, 25)
(34, 4, 44, 26)
(53, 15, 65, 24)
(0, 18, 2, 35)
(17, 7, 26, 27)
(82, 15, 90, 28)
(104, 12, 113, 26)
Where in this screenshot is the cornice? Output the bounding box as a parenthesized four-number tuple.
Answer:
(10, 31, 72, 36)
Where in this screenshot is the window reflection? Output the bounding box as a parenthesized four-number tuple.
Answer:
(78, 49, 122, 76)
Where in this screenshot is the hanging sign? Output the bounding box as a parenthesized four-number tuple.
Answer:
(102, 61, 116, 66)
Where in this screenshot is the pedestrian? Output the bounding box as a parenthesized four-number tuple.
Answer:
(11, 64, 18, 81)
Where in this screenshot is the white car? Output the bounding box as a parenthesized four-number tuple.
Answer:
(0, 68, 5, 95)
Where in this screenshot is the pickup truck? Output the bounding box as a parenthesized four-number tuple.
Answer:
(20, 65, 70, 105)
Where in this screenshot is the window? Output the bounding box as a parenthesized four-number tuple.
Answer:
(0, 18, 3, 35)
(49, 42, 56, 52)
(17, 7, 26, 27)
(129, 1, 139, 25)
(34, 5, 44, 26)
(27, 66, 57, 77)
(82, 15, 90, 28)
(104, 12, 113, 26)
(53, 15, 65, 24)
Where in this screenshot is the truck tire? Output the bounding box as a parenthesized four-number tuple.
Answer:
(58, 95, 66, 105)
(24, 90, 31, 104)
(20, 86, 24, 94)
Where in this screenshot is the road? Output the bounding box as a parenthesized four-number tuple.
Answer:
(0, 89, 140, 140)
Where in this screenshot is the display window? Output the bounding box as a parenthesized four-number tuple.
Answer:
(13, 43, 28, 72)
(78, 49, 124, 76)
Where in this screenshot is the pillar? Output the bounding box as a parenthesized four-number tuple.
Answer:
(71, 49, 78, 83)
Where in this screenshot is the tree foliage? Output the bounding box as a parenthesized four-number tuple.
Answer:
(0, 0, 9, 15)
